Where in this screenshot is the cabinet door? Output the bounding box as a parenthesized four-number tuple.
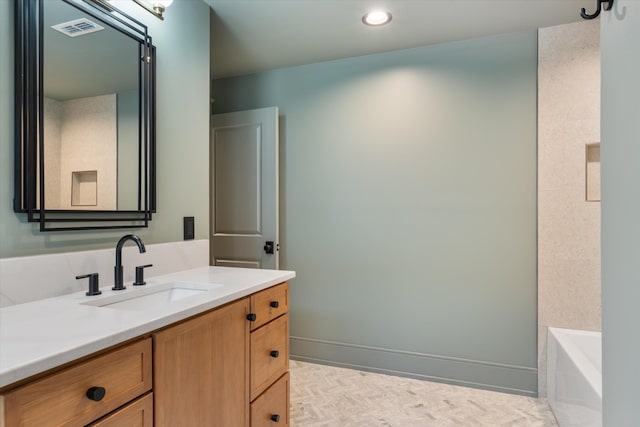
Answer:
(250, 314, 289, 400)
(251, 372, 290, 427)
(153, 298, 250, 427)
(89, 393, 153, 427)
(249, 282, 289, 331)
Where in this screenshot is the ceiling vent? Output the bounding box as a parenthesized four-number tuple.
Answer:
(51, 18, 105, 38)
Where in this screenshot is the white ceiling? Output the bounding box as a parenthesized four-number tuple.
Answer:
(207, 0, 595, 79)
(44, 0, 139, 100)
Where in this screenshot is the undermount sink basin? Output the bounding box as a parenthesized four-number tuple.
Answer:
(82, 282, 224, 311)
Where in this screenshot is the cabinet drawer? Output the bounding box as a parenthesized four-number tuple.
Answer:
(250, 314, 289, 400)
(89, 393, 153, 427)
(250, 282, 289, 330)
(251, 372, 289, 427)
(2, 338, 152, 426)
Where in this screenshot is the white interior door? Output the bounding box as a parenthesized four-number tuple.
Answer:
(211, 107, 279, 269)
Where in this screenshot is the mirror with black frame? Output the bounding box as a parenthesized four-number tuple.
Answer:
(14, 0, 156, 231)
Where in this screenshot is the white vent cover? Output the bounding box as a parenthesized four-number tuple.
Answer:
(51, 18, 105, 38)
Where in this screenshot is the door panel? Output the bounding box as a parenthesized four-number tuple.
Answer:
(214, 124, 261, 234)
(212, 107, 279, 269)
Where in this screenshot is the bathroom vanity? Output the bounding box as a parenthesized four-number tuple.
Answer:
(0, 267, 294, 426)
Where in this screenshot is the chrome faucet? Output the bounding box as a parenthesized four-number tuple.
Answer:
(113, 234, 146, 291)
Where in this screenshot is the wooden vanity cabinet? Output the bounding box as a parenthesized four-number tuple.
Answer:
(153, 282, 291, 427)
(153, 297, 250, 427)
(0, 281, 290, 427)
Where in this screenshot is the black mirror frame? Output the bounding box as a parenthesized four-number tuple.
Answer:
(14, 0, 156, 231)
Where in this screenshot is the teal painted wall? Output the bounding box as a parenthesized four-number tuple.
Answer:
(601, 0, 640, 423)
(213, 32, 539, 394)
(0, 0, 210, 258)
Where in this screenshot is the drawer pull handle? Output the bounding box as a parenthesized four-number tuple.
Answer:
(86, 386, 106, 402)
(270, 350, 280, 358)
(270, 301, 279, 308)
(247, 313, 257, 321)
(271, 414, 281, 422)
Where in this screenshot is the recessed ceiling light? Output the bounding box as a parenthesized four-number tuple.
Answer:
(362, 10, 392, 26)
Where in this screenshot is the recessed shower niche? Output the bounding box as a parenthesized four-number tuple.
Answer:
(71, 170, 98, 207)
(586, 143, 601, 202)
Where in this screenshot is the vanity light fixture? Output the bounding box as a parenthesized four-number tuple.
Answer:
(132, 0, 173, 20)
(362, 10, 392, 26)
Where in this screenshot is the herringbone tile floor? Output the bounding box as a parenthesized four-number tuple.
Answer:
(290, 360, 558, 427)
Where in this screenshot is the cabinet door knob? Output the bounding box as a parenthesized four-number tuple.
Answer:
(271, 414, 280, 422)
(246, 313, 257, 321)
(86, 386, 106, 402)
(270, 301, 279, 308)
(270, 350, 280, 358)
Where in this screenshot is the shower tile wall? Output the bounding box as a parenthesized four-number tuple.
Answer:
(43, 94, 118, 210)
(537, 20, 601, 396)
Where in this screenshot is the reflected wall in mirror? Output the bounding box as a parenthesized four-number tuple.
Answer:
(15, 0, 156, 231)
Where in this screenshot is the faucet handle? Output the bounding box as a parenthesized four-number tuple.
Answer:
(77, 273, 101, 296)
(133, 264, 153, 286)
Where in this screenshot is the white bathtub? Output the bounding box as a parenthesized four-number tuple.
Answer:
(547, 327, 602, 427)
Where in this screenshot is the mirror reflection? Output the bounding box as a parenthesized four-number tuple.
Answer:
(42, 0, 140, 211)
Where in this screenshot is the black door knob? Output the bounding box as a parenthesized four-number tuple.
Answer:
(270, 301, 279, 308)
(271, 414, 280, 422)
(264, 241, 275, 255)
(86, 386, 106, 402)
(270, 350, 279, 358)
(247, 313, 257, 321)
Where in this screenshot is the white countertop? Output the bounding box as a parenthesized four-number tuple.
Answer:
(0, 266, 295, 389)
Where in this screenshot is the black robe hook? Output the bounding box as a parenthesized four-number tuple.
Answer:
(581, 0, 614, 19)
